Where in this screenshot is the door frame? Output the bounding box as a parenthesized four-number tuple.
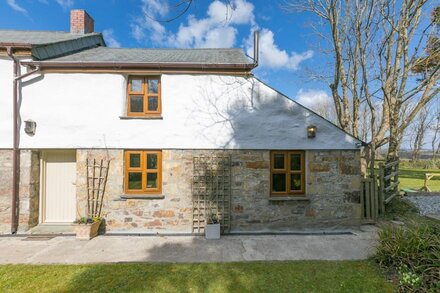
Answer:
(39, 150, 77, 224)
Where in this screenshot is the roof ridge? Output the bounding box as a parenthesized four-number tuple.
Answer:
(0, 29, 71, 33)
(32, 32, 103, 47)
(92, 47, 243, 51)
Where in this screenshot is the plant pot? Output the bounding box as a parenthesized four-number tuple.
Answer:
(205, 223, 220, 239)
(75, 220, 102, 240)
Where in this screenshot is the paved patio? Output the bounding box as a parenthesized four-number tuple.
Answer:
(0, 227, 378, 264)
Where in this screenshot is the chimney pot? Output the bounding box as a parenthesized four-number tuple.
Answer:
(70, 10, 94, 34)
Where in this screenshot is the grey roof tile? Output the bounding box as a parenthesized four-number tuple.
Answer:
(46, 47, 252, 65)
(0, 29, 105, 60)
(0, 29, 101, 45)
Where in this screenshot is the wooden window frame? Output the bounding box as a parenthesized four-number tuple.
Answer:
(124, 150, 162, 195)
(270, 151, 305, 196)
(127, 76, 162, 117)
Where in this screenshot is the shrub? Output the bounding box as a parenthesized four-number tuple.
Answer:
(375, 222, 440, 292)
(399, 159, 440, 169)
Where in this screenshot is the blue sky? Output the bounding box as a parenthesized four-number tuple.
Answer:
(1, 0, 330, 104)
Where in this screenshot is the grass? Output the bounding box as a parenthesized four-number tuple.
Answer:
(0, 261, 393, 293)
(399, 167, 440, 191)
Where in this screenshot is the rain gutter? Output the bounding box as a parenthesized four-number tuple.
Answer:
(5, 46, 39, 234)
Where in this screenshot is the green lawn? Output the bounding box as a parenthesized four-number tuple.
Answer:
(0, 261, 393, 293)
(399, 167, 440, 191)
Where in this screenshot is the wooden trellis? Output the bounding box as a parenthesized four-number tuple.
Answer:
(86, 159, 110, 218)
(192, 155, 231, 234)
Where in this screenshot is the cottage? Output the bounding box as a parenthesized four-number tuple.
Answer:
(0, 10, 363, 235)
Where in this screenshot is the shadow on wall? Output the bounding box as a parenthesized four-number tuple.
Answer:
(188, 75, 317, 150)
(188, 75, 357, 149)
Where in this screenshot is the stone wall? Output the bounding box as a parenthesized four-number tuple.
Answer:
(18, 150, 40, 232)
(0, 150, 39, 234)
(76, 149, 361, 233)
(76, 150, 194, 233)
(0, 150, 13, 233)
(0, 149, 361, 234)
(230, 150, 361, 231)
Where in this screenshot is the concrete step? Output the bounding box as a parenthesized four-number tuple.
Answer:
(29, 224, 75, 235)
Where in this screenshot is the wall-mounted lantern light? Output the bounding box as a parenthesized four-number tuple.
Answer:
(307, 125, 317, 138)
(24, 120, 36, 136)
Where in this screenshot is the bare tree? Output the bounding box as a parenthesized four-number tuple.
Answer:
(285, 0, 440, 173)
(408, 106, 432, 161)
(429, 103, 440, 159)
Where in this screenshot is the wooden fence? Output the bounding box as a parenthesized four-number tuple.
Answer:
(361, 177, 379, 223)
(378, 160, 400, 214)
(361, 159, 399, 222)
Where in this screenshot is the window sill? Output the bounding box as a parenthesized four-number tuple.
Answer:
(269, 196, 310, 201)
(119, 116, 163, 120)
(117, 195, 165, 200)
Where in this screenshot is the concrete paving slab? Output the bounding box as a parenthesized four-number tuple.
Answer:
(0, 231, 378, 264)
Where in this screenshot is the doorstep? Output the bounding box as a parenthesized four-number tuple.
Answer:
(29, 223, 75, 235)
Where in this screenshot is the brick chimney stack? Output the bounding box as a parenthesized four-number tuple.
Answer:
(70, 10, 94, 34)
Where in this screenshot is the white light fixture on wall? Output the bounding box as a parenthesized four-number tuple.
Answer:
(307, 125, 317, 138)
(24, 120, 36, 136)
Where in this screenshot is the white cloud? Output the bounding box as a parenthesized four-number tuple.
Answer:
(131, 0, 313, 70)
(7, 0, 28, 15)
(133, 0, 255, 48)
(131, 23, 146, 42)
(296, 89, 331, 108)
(296, 89, 335, 120)
(56, 0, 74, 9)
(246, 29, 313, 70)
(102, 29, 121, 48)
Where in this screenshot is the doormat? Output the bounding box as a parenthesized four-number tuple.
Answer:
(22, 235, 56, 241)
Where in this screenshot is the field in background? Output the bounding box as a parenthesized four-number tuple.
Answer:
(399, 167, 440, 192)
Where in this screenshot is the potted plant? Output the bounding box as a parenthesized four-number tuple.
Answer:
(205, 212, 221, 239)
(74, 216, 102, 240)
(75, 158, 110, 240)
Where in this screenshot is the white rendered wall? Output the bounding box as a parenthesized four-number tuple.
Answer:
(0, 58, 13, 148)
(1, 71, 360, 149)
(0, 57, 33, 148)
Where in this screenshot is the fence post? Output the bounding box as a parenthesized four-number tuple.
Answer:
(371, 178, 379, 221)
(394, 161, 399, 198)
(360, 179, 365, 220)
(379, 163, 385, 215)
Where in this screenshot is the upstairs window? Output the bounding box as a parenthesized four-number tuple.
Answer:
(124, 150, 162, 195)
(270, 151, 305, 196)
(127, 76, 161, 116)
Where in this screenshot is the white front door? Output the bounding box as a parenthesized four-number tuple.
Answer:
(42, 150, 77, 223)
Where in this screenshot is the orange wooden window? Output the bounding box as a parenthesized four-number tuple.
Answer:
(124, 150, 162, 194)
(127, 76, 161, 116)
(270, 151, 305, 196)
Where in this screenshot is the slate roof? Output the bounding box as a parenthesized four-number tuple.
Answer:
(0, 30, 101, 45)
(45, 47, 252, 65)
(2, 30, 253, 69)
(0, 29, 105, 60)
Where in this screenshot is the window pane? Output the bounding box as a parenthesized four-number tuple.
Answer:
(290, 174, 302, 191)
(272, 174, 286, 192)
(148, 79, 159, 93)
(131, 79, 143, 92)
(148, 96, 158, 111)
(129, 153, 141, 168)
(147, 173, 158, 188)
(147, 154, 157, 169)
(273, 154, 285, 169)
(130, 96, 143, 112)
(290, 154, 302, 171)
(128, 172, 142, 190)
